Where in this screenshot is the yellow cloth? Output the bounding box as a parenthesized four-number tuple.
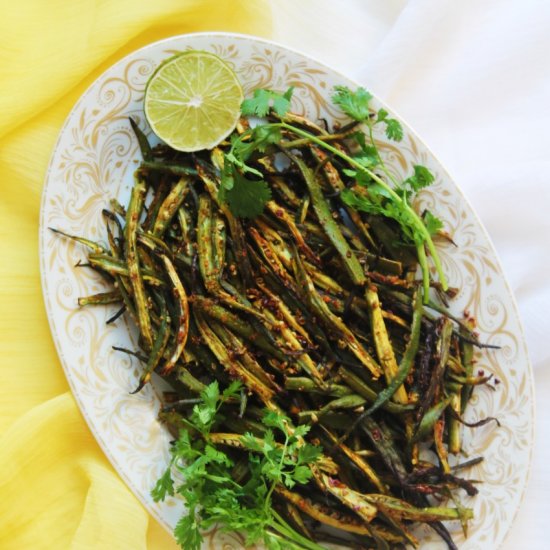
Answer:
(0, 2, 271, 548)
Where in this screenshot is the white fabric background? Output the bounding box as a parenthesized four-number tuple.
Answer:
(270, 1, 550, 548)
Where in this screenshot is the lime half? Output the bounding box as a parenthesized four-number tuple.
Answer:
(144, 51, 243, 152)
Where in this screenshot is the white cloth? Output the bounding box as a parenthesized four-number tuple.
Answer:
(271, 1, 550, 548)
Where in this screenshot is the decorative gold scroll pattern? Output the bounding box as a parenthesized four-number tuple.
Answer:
(40, 34, 534, 549)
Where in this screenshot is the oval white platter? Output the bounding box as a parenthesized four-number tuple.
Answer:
(39, 32, 534, 549)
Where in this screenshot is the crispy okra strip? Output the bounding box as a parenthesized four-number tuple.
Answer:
(252, 301, 326, 388)
(176, 207, 193, 257)
(364, 494, 473, 523)
(448, 389, 462, 455)
(287, 152, 366, 286)
(143, 179, 169, 231)
(283, 503, 313, 541)
(298, 394, 367, 421)
(281, 111, 331, 135)
(362, 252, 403, 276)
(265, 200, 320, 265)
(87, 253, 164, 286)
(77, 291, 121, 307)
(434, 418, 451, 474)
(364, 284, 408, 403)
(364, 287, 423, 415)
(132, 297, 171, 393)
(175, 364, 206, 393)
(252, 218, 293, 267)
(275, 486, 375, 537)
(152, 176, 190, 237)
(255, 279, 312, 345)
(416, 318, 454, 422)
(447, 338, 463, 454)
(49, 227, 106, 254)
(197, 196, 269, 321)
(296, 195, 310, 225)
(191, 296, 286, 361)
(101, 209, 124, 258)
(413, 396, 453, 442)
(269, 175, 301, 208)
(212, 210, 226, 280)
(194, 313, 278, 409)
(310, 145, 376, 249)
(129, 117, 153, 161)
(338, 368, 412, 415)
(197, 194, 215, 290)
(304, 261, 346, 296)
(460, 324, 476, 413)
(285, 377, 352, 398)
(318, 473, 377, 523)
(293, 250, 382, 379)
(360, 416, 408, 483)
(158, 254, 189, 375)
(321, 426, 387, 493)
(125, 176, 153, 349)
(196, 161, 254, 287)
(140, 160, 197, 177)
(210, 321, 282, 392)
(249, 226, 298, 293)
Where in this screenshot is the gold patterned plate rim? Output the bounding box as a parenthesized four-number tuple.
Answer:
(39, 32, 535, 549)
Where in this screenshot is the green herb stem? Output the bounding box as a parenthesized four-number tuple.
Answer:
(271, 510, 328, 550)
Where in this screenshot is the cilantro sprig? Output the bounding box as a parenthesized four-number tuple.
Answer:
(331, 86, 445, 297)
(217, 85, 447, 298)
(152, 381, 325, 550)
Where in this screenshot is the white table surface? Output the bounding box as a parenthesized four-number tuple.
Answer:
(269, 1, 550, 548)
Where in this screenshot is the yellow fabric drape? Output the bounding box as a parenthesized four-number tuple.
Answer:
(0, 2, 272, 548)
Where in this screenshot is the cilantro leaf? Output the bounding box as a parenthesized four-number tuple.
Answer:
(404, 165, 435, 191)
(293, 424, 310, 438)
(222, 380, 243, 400)
(204, 444, 232, 466)
(292, 465, 312, 485)
(220, 124, 283, 218)
(201, 380, 220, 411)
(376, 108, 388, 122)
(262, 410, 288, 431)
(241, 87, 294, 117)
(191, 381, 220, 431)
(174, 513, 202, 550)
(272, 87, 294, 117)
(424, 210, 444, 235)
(354, 152, 379, 169)
(350, 130, 368, 151)
(226, 125, 281, 172)
(241, 432, 262, 452)
(151, 467, 174, 502)
(172, 429, 196, 461)
(297, 443, 322, 465)
(332, 85, 373, 121)
(224, 168, 272, 219)
(375, 107, 403, 141)
(385, 118, 403, 141)
(253, 125, 283, 152)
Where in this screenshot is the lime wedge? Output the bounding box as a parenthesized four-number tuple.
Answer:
(144, 51, 243, 152)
